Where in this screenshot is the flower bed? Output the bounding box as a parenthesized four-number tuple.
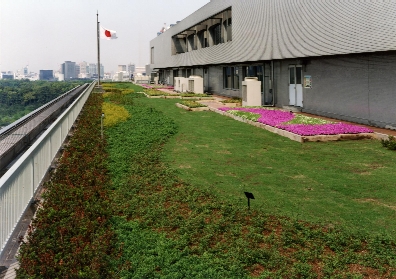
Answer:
(219, 107, 373, 136)
(176, 101, 209, 111)
(141, 84, 174, 90)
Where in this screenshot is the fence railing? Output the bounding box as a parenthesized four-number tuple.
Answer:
(0, 81, 96, 258)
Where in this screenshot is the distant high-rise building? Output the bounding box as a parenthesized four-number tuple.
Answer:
(39, 70, 53, 81)
(0, 72, 14, 80)
(61, 61, 76, 80)
(100, 64, 104, 77)
(127, 63, 135, 74)
(75, 65, 80, 77)
(79, 61, 88, 74)
(89, 63, 97, 75)
(118, 65, 127, 72)
(23, 66, 28, 76)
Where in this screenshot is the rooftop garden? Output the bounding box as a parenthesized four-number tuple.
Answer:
(16, 85, 396, 278)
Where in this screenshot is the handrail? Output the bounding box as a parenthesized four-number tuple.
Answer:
(0, 81, 96, 258)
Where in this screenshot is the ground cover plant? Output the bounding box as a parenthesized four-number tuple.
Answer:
(17, 93, 117, 278)
(220, 107, 373, 136)
(106, 94, 396, 278)
(16, 84, 396, 278)
(179, 100, 207, 108)
(221, 97, 242, 104)
(144, 89, 170, 96)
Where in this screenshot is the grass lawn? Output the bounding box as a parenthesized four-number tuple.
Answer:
(137, 97, 396, 237)
(101, 85, 396, 277)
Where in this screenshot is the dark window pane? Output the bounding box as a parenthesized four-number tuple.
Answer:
(290, 68, 295, 84)
(296, 66, 302, 84)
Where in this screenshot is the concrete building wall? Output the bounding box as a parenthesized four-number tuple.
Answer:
(270, 52, 396, 128)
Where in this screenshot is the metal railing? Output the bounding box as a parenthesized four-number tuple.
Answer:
(0, 81, 96, 258)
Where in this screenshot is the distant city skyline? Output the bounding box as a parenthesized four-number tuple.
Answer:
(0, 0, 210, 73)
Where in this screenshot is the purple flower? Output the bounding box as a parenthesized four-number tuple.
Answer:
(277, 123, 373, 136)
(219, 107, 373, 136)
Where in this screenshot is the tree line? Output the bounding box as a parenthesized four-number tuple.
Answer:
(0, 79, 85, 127)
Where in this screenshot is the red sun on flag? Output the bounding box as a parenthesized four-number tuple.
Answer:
(100, 26, 117, 40)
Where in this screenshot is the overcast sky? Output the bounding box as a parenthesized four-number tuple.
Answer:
(0, 0, 210, 73)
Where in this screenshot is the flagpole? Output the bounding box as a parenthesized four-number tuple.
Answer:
(97, 11, 101, 86)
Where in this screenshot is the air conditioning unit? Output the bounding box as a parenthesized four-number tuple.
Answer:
(179, 77, 189, 92)
(174, 77, 181, 91)
(242, 77, 262, 106)
(187, 75, 204, 93)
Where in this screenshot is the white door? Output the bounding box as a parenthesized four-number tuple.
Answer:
(289, 65, 303, 107)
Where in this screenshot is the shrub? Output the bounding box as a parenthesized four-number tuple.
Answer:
(381, 135, 396, 150)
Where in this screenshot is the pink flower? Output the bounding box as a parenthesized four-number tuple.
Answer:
(219, 107, 373, 136)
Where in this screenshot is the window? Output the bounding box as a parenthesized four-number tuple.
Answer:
(233, 67, 239, 90)
(151, 47, 154, 64)
(197, 30, 208, 49)
(172, 35, 187, 55)
(224, 67, 231, 89)
(210, 24, 222, 45)
(187, 34, 195, 51)
(223, 66, 239, 90)
(227, 18, 232, 41)
(171, 7, 231, 55)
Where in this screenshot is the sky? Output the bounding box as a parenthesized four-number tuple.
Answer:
(0, 0, 210, 74)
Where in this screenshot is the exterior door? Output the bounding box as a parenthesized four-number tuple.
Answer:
(289, 65, 303, 107)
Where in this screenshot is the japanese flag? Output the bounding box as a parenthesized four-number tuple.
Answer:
(100, 26, 117, 40)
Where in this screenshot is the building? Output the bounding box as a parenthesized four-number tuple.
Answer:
(149, 0, 396, 129)
(118, 65, 127, 72)
(61, 61, 76, 80)
(89, 63, 97, 75)
(88, 63, 104, 78)
(39, 70, 53, 81)
(127, 63, 135, 75)
(0, 72, 14, 80)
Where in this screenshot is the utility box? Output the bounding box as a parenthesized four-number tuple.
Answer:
(242, 77, 262, 106)
(179, 77, 189, 92)
(174, 77, 181, 91)
(174, 77, 188, 92)
(188, 75, 204, 93)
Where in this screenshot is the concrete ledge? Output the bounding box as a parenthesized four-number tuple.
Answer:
(176, 103, 209, 111)
(210, 107, 377, 143)
(180, 96, 215, 100)
(142, 93, 164, 98)
(163, 95, 180, 99)
(220, 103, 241, 107)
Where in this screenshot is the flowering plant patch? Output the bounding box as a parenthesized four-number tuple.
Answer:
(227, 110, 260, 121)
(179, 100, 207, 108)
(219, 107, 373, 136)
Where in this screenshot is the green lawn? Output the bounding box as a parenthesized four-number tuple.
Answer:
(102, 87, 395, 277)
(137, 97, 396, 237)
